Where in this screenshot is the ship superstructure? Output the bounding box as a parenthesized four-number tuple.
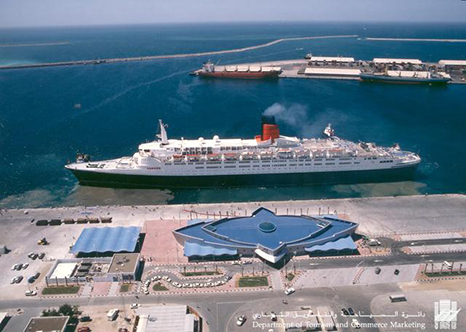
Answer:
(66, 116, 421, 188)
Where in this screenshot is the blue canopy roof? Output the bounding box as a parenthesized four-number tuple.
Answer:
(305, 236, 357, 253)
(71, 226, 140, 254)
(184, 242, 237, 257)
(176, 208, 357, 252)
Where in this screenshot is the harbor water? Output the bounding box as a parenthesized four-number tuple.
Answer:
(0, 22, 466, 208)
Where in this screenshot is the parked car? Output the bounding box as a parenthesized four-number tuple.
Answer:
(79, 315, 92, 322)
(348, 307, 355, 316)
(375, 267, 381, 275)
(11, 276, 23, 284)
(25, 290, 37, 296)
(285, 287, 295, 295)
(34, 272, 40, 279)
(22, 263, 29, 270)
(236, 315, 246, 326)
(394, 269, 400, 275)
(77, 327, 91, 332)
(27, 252, 35, 258)
(30, 253, 38, 260)
(11, 264, 19, 271)
(28, 276, 35, 284)
(38, 253, 46, 259)
(270, 312, 277, 321)
(341, 308, 349, 316)
(107, 309, 119, 321)
(16, 263, 23, 270)
(130, 303, 140, 309)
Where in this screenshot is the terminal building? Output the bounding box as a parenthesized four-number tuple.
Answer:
(173, 208, 358, 264)
(46, 253, 141, 284)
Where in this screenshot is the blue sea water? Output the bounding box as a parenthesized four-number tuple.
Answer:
(0, 22, 466, 208)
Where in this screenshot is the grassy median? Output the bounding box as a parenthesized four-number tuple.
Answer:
(42, 286, 80, 295)
(238, 276, 268, 287)
(152, 282, 168, 291)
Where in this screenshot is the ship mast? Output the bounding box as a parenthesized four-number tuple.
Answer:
(158, 119, 169, 145)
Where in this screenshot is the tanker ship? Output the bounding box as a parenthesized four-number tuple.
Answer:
(65, 116, 421, 189)
(193, 61, 282, 79)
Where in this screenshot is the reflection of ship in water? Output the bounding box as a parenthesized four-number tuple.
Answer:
(65, 116, 421, 189)
(191, 60, 282, 79)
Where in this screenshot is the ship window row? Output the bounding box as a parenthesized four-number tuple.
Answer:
(170, 157, 361, 164)
(165, 160, 361, 166)
(379, 160, 394, 163)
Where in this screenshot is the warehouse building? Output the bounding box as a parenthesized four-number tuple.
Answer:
(23, 317, 69, 332)
(373, 58, 422, 65)
(439, 60, 466, 70)
(174, 208, 358, 264)
(46, 253, 140, 284)
(135, 305, 200, 332)
(304, 67, 361, 78)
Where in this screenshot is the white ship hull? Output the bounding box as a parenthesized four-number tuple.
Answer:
(66, 117, 421, 189)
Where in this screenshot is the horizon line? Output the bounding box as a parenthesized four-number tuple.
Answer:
(2, 20, 466, 30)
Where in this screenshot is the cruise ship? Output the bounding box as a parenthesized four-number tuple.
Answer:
(65, 116, 421, 188)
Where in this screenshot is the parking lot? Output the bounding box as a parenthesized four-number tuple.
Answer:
(293, 267, 360, 288)
(356, 264, 420, 285)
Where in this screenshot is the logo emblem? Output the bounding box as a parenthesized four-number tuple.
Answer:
(435, 300, 461, 330)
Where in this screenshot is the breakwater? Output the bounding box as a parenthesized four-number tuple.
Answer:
(0, 35, 357, 70)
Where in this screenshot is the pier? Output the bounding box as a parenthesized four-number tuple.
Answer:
(194, 56, 466, 84)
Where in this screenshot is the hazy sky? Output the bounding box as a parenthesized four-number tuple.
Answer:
(1, 0, 465, 28)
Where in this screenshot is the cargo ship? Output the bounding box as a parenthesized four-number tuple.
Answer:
(360, 69, 450, 84)
(66, 116, 421, 189)
(193, 61, 282, 79)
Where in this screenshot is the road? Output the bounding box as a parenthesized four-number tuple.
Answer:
(0, 284, 386, 332)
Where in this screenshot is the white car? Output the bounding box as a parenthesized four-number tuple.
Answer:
(25, 290, 37, 296)
(11, 264, 19, 271)
(236, 315, 246, 326)
(352, 318, 361, 329)
(130, 303, 140, 309)
(285, 287, 295, 295)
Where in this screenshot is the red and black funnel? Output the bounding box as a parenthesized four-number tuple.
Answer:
(261, 115, 280, 142)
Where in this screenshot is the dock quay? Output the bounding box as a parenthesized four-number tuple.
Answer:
(193, 56, 466, 84)
(1, 194, 465, 238)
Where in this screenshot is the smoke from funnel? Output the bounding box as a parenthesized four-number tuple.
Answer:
(263, 102, 314, 136)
